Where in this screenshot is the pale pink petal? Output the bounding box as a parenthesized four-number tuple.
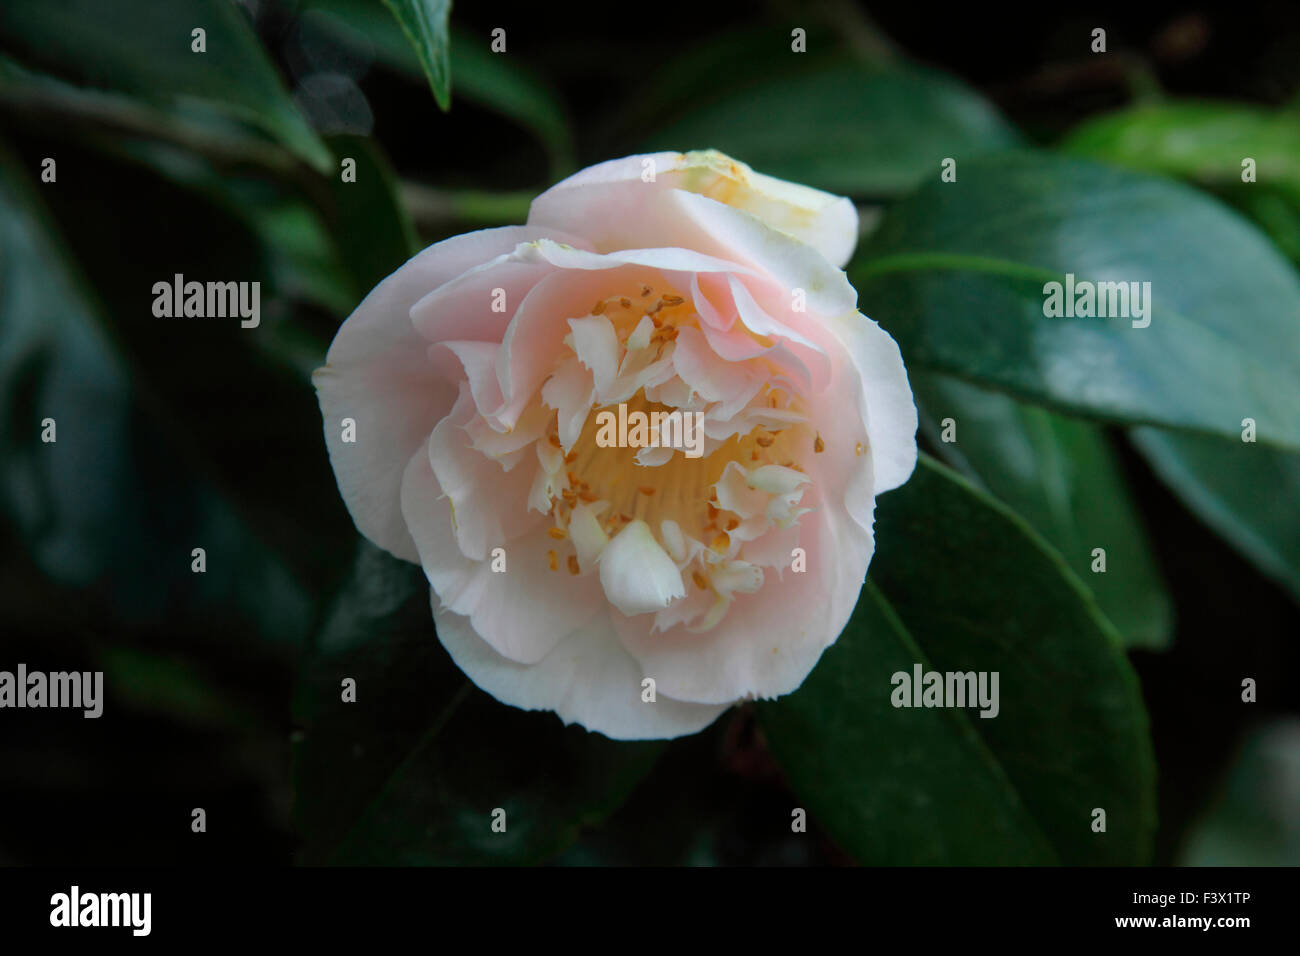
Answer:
(427, 389, 541, 561)
(434, 604, 730, 740)
(615, 493, 873, 704)
(401, 436, 602, 665)
(529, 150, 859, 268)
(823, 311, 918, 494)
(313, 227, 557, 561)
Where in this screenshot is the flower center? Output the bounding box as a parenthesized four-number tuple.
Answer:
(483, 282, 824, 631)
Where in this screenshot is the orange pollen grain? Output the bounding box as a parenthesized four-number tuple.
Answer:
(692, 570, 709, 590)
(567, 555, 580, 575)
(814, 433, 825, 453)
(548, 527, 567, 540)
(546, 550, 558, 571)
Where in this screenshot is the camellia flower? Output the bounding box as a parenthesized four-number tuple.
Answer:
(314, 150, 917, 740)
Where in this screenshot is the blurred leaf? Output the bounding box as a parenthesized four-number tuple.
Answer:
(1179, 719, 1300, 865)
(0, 53, 298, 174)
(0, 0, 330, 172)
(759, 457, 1156, 864)
(915, 372, 1171, 648)
(324, 133, 418, 302)
(609, 22, 841, 147)
(1062, 102, 1300, 204)
(641, 62, 1020, 197)
(96, 646, 266, 731)
(0, 143, 313, 649)
(1233, 186, 1300, 265)
(380, 0, 451, 111)
(14, 136, 355, 596)
(854, 151, 1300, 451)
(292, 543, 663, 864)
(1132, 428, 1300, 605)
(307, 1, 574, 174)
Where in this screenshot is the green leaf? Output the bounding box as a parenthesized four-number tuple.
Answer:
(853, 151, 1300, 450)
(759, 457, 1156, 864)
(1061, 101, 1300, 269)
(292, 543, 663, 864)
(324, 133, 419, 304)
(1062, 101, 1300, 204)
(0, 0, 330, 172)
(641, 62, 1020, 197)
(915, 372, 1171, 648)
(380, 0, 451, 111)
(1132, 428, 1300, 605)
(0, 142, 313, 649)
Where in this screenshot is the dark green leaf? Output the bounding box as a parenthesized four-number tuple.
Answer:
(854, 151, 1300, 450)
(0, 0, 330, 171)
(292, 543, 663, 864)
(915, 372, 1171, 648)
(641, 62, 1020, 197)
(380, 0, 452, 111)
(1132, 428, 1300, 605)
(324, 133, 419, 303)
(759, 457, 1156, 864)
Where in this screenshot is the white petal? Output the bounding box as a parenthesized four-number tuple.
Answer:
(567, 315, 620, 396)
(599, 519, 687, 616)
(569, 502, 610, 571)
(747, 464, 811, 495)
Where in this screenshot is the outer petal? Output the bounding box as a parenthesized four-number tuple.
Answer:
(314, 226, 575, 561)
(529, 150, 859, 268)
(434, 605, 730, 740)
(823, 311, 919, 493)
(400, 434, 602, 665)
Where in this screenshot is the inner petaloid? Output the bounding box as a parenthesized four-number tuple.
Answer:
(474, 280, 826, 632)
